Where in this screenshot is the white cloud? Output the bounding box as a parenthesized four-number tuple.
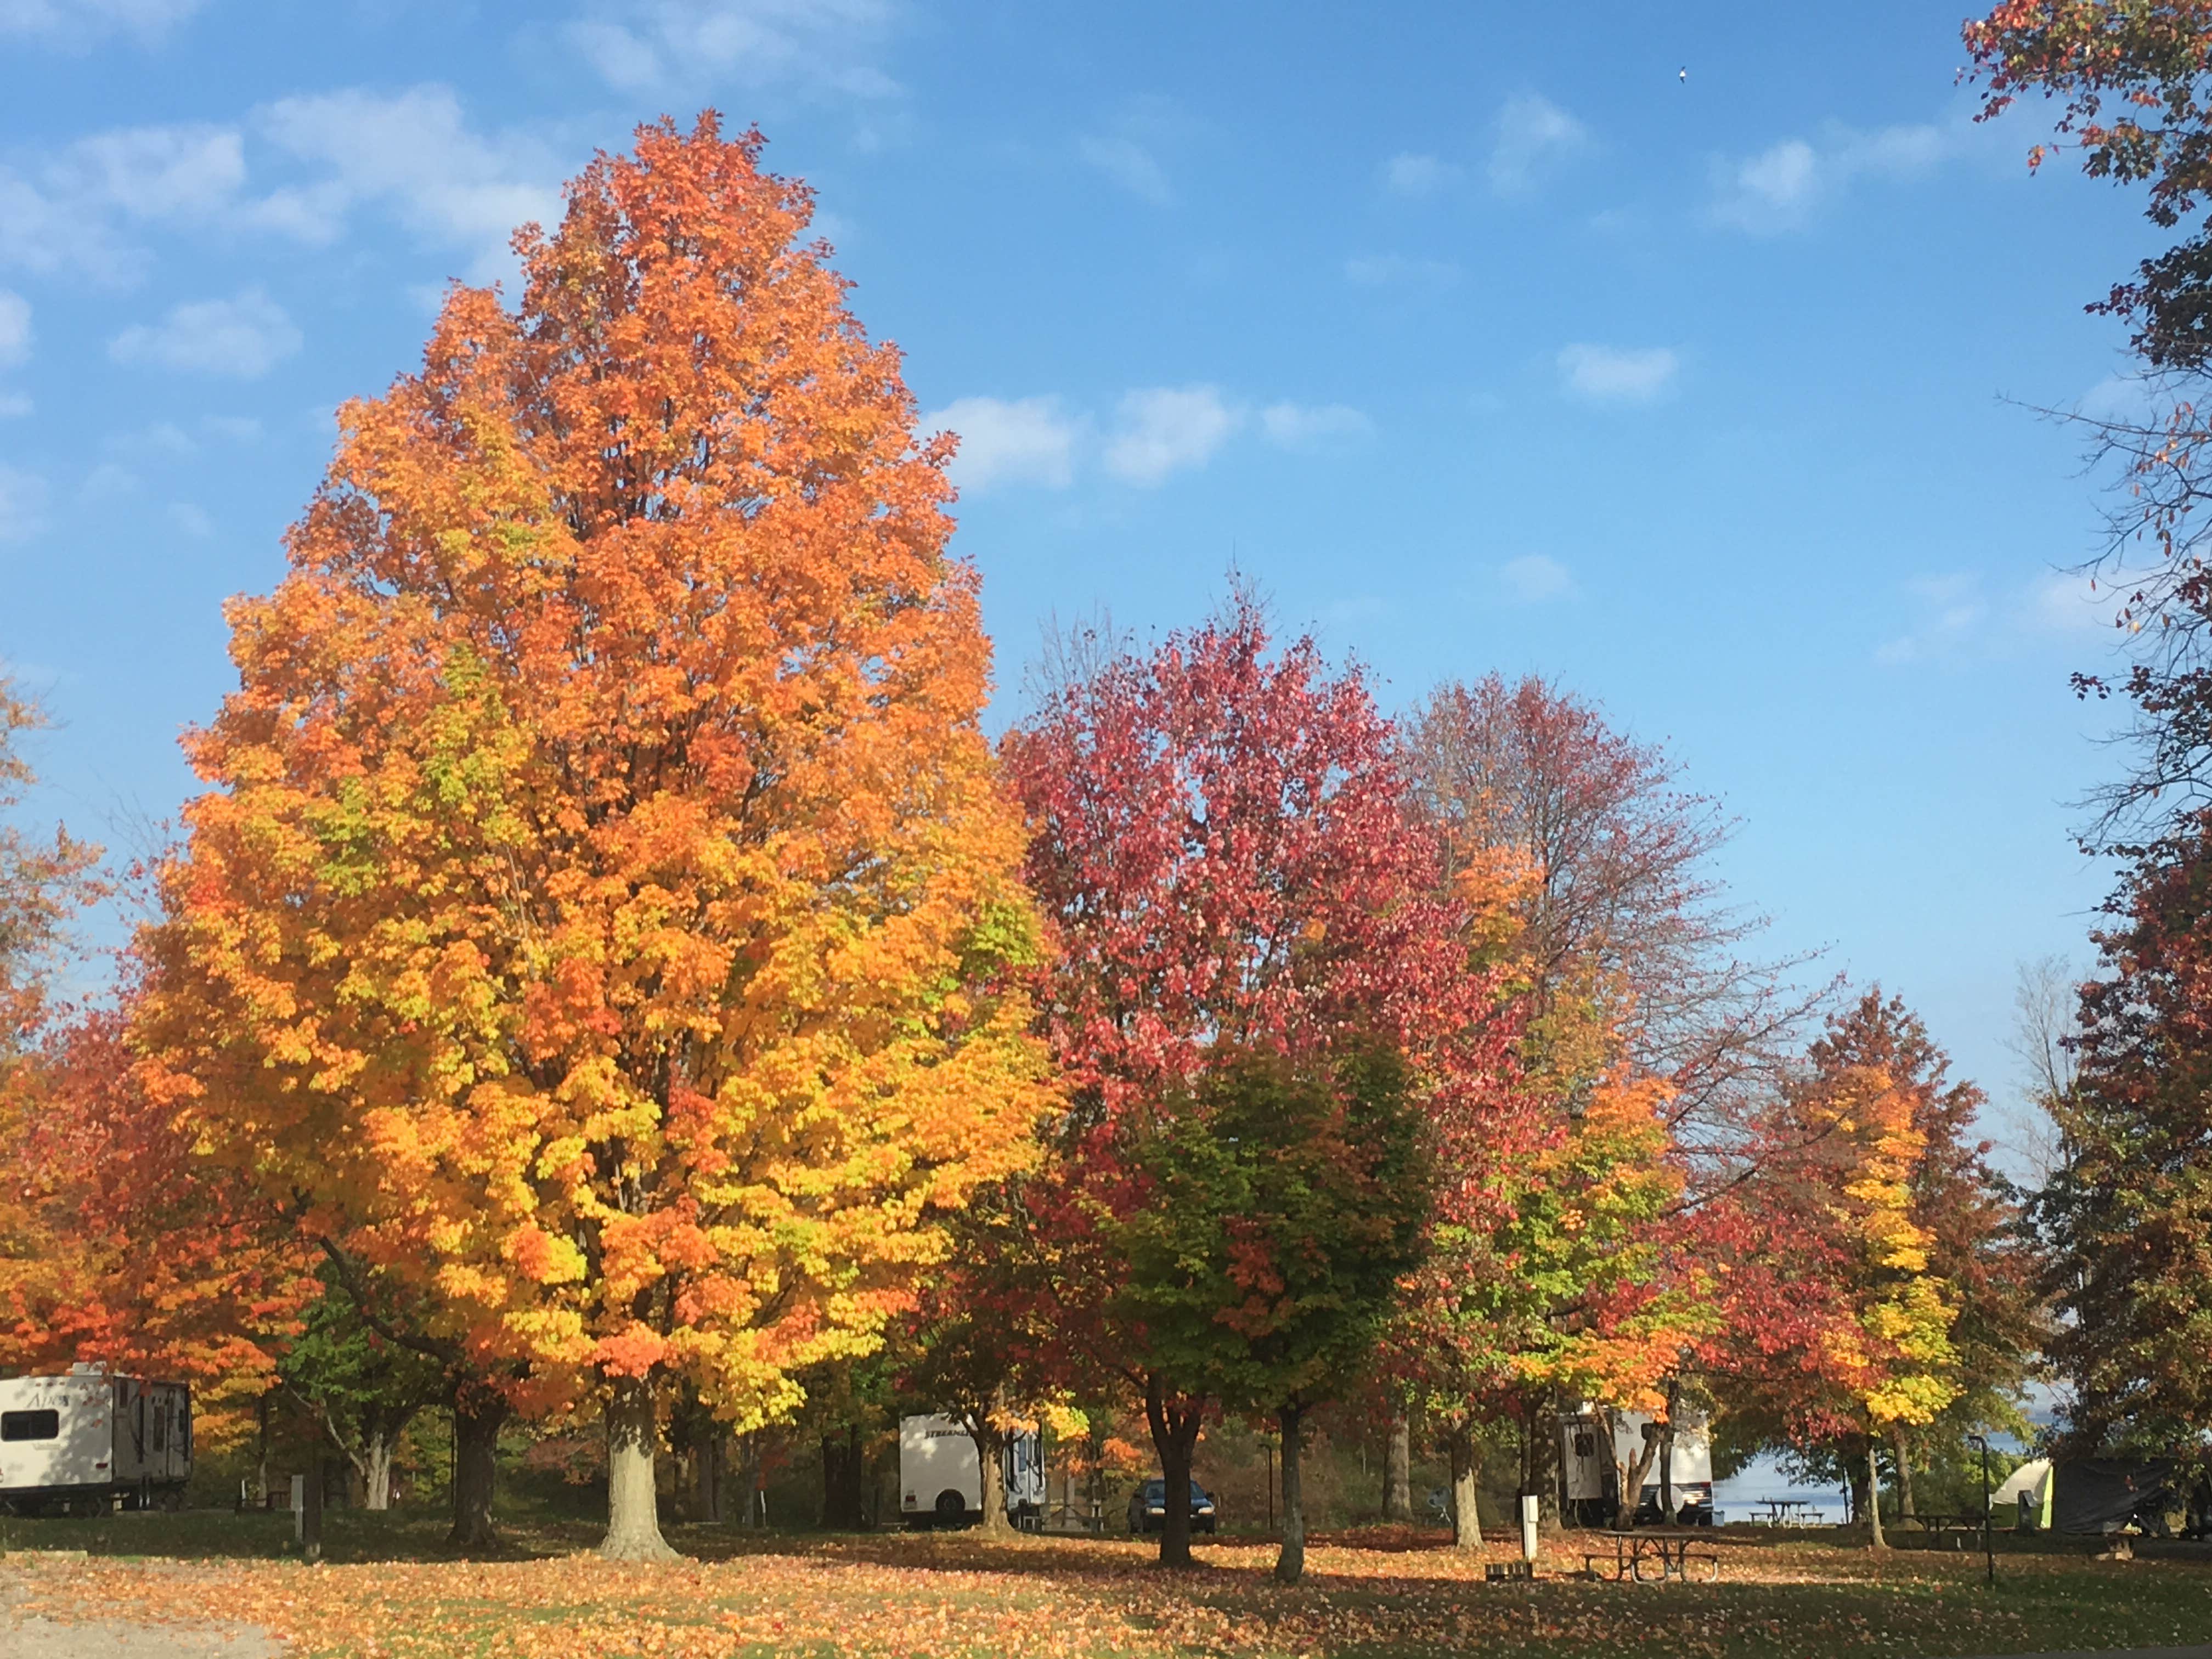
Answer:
(1260, 402, 1373, 450)
(0, 122, 251, 284)
(2075, 372, 2172, 427)
(1345, 253, 1459, 290)
(1104, 386, 1241, 486)
(0, 291, 29, 367)
(56, 123, 245, 222)
(1079, 135, 1172, 206)
(102, 415, 258, 462)
(1499, 554, 1574, 603)
(0, 98, 554, 287)
(1488, 93, 1590, 194)
(109, 287, 302, 378)
(2024, 570, 2113, 637)
(1557, 343, 1679, 405)
(565, 0, 900, 97)
(0, 393, 30, 419)
(111, 420, 198, 458)
(1382, 153, 1459, 199)
(0, 166, 136, 283)
(1709, 119, 1966, 234)
(1708, 138, 1821, 232)
(167, 501, 215, 538)
(0, 0, 206, 45)
(926, 395, 1081, 493)
(0, 463, 47, 541)
(255, 87, 563, 281)
(1876, 569, 2124, 663)
(928, 386, 1352, 486)
(1876, 573, 1987, 663)
(78, 461, 138, 501)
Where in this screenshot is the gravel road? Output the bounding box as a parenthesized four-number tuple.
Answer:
(2, 1558, 284, 1657)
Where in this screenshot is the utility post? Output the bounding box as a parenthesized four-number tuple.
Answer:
(1264, 1436, 1277, 1532)
(1968, 1434, 1993, 1588)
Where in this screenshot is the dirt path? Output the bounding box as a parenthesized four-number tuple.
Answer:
(2, 1558, 284, 1657)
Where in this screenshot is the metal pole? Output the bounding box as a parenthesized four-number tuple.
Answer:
(1990, 1442, 2008, 1601)
(1982, 1439, 1994, 1588)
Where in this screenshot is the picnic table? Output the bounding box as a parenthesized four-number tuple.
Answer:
(1906, 1511, 1985, 1532)
(1752, 1497, 1821, 1526)
(1583, 1530, 1720, 1584)
(1904, 1510, 1990, 1546)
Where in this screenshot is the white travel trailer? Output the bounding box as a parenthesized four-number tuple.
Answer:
(1559, 1406, 1717, 1527)
(0, 1365, 192, 1516)
(898, 1414, 1045, 1530)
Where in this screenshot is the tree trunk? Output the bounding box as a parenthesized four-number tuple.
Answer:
(1144, 1375, 1204, 1570)
(363, 1423, 396, 1511)
(695, 1429, 724, 1523)
(301, 1460, 323, 1561)
(1892, 1426, 1917, 1521)
(1381, 1408, 1412, 1522)
(820, 1426, 866, 1530)
(1447, 1425, 1483, 1548)
(837, 1424, 864, 1529)
(255, 1392, 272, 1507)
(1865, 1438, 1887, 1550)
(819, 1432, 844, 1528)
(970, 1418, 1011, 1534)
(1658, 1380, 1678, 1524)
(737, 1433, 762, 1527)
(448, 1382, 506, 1551)
(600, 1372, 679, 1561)
(1275, 1404, 1307, 1584)
(1523, 1393, 1561, 1528)
(1610, 1409, 1662, 1530)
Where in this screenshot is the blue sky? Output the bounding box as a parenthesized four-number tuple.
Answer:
(0, 1, 2163, 1157)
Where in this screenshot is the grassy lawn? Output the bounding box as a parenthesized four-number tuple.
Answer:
(4, 1512, 2209, 1658)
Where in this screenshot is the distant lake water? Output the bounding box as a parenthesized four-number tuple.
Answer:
(1711, 1453, 1850, 1527)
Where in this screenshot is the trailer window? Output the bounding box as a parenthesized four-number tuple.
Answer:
(1, 1409, 60, 1441)
(151, 1403, 167, 1452)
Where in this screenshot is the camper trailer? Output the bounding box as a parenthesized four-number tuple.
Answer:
(1559, 1406, 1716, 1527)
(898, 1414, 1046, 1530)
(0, 1365, 192, 1516)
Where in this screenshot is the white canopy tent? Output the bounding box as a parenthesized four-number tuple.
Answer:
(1993, 1457, 2052, 1522)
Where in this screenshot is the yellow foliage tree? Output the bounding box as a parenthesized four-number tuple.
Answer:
(1809, 1064, 1961, 1544)
(139, 117, 1053, 1559)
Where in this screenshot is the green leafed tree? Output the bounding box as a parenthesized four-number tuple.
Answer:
(1108, 1046, 1432, 1584)
(279, 1284, 449, 1510)
(2041, 819, 2212, 1448)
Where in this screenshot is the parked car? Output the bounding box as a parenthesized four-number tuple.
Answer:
(1127, 1477, 1217, 1534)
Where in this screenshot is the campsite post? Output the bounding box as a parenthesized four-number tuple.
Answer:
(1969, 1434, 1993, 1587)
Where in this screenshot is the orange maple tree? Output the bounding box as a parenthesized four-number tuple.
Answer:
(138, 116, 1053, 1559)
(0, 998, 312, 1448)
(0, 678, 100, 1058)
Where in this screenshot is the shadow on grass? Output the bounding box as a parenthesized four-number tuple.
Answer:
(7, 1515, 2212, 1658)
(0, 1506, 605, 1564)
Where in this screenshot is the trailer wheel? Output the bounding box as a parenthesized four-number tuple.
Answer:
(934, 1491, 967, 1527)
